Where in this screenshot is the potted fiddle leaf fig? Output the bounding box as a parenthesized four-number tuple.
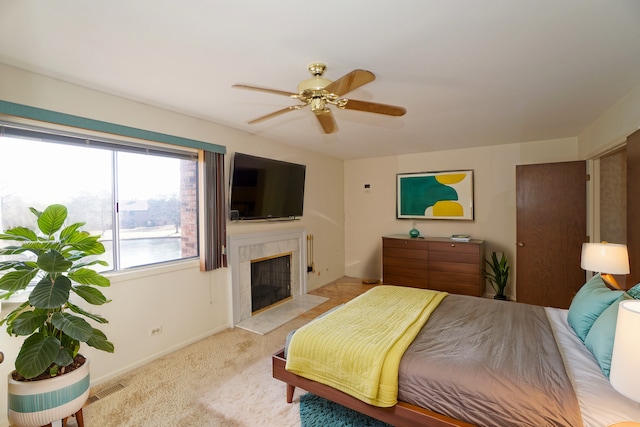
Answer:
(482, 251, 510, 300)
(0, 204, 114, 427)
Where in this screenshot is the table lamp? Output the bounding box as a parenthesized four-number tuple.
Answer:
(580, 242, 630, 290)
(609, 300, 640, 426)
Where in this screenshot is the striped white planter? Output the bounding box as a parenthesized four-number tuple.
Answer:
(7, 359, 90, 427)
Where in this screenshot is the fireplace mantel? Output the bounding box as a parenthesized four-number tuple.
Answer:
(227, 229, 307, 326)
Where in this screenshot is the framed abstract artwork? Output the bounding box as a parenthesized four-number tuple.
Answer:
(396, 170, 474, 220)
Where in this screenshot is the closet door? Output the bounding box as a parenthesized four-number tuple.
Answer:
(627, 129, 640, 286)
(516, 161, 587, 308)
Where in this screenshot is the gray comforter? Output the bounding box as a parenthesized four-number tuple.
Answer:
(398, 294, 583, 427)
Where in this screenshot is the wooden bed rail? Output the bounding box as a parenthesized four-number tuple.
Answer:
(272, 349, 475, 427)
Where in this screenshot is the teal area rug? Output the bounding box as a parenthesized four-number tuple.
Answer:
(299, 393, 393, 427)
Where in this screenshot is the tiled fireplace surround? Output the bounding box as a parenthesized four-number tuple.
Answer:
(227, 229, 307, 326)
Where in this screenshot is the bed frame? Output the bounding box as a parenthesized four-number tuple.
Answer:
(272, 349, 475, 427)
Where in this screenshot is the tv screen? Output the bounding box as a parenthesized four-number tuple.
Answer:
(229, 153, 306, 220)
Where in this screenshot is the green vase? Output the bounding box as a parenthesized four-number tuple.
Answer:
(409, 228, 420, 238)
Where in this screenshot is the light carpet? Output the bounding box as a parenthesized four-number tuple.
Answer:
(83, 316, 311, 426)
(199, 356, 306, 426)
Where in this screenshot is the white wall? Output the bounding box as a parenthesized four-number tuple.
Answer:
(0, 63, 345, 426)
(579, 82, 640, 158)
(344, 138, 579, 299)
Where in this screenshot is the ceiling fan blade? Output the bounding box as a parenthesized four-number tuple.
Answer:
(247, 105, 305, 124)
(323, 69, 375, 96)
(315, 109, 338, 134)
(339, 99, 407, 116)
(232, 84, 298, 98)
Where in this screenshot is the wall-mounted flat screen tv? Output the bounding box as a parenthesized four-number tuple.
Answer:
(229, 152, 306, 220)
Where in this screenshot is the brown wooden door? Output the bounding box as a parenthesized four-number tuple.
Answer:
(627, 129, 640, 287)
(516, 161, 586, 308)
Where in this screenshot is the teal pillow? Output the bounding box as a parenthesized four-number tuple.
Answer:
(584, 293, 632, 377)
(567, 274, 624, 342)
(627, 283, 640, 299)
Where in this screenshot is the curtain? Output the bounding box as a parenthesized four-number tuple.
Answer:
(202, 150, 227, 271)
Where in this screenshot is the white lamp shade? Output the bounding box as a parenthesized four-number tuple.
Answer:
(580, 242, 630, 275)
(610, 300, 640, 402)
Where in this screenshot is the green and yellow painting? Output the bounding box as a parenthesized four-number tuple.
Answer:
(397, 170, 473, 220)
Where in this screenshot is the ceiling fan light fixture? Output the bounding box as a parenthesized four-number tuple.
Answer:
(297, 76, 332, 92)
(310, 96, 326, 113)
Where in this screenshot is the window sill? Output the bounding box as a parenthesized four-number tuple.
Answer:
(106, 258, 200, 284)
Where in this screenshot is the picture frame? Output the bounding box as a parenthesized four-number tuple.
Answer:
(396, 170, 474, 220)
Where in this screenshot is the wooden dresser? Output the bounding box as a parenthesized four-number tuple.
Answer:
(382, 235, 486, 296)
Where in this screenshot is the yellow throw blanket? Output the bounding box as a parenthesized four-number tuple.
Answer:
(285, 285, 447, 407)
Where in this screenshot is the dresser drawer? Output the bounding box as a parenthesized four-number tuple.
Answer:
(384, 236, 427, 247)
(429, 260, 480, 275)
(429, 250, 479, 264)
(383, 247, 429, 261)
(429, 241, 480, 254)
(384, 256, 428, 270)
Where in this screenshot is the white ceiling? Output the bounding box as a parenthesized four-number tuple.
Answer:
(1, 1, 640, 160)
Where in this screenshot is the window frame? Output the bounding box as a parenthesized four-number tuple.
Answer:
(1, 121, 201, 272)
(0, 100, 227, 277)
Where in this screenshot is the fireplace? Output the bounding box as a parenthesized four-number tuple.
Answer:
(227, 229, 307, 326)
(251, 253, 292, 313)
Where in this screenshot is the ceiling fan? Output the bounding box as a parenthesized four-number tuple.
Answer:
(232, 63, 407, 134)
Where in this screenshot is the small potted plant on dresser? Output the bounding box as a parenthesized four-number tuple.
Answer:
(0, 204, 114, 427)
(483, 251, 510, 300)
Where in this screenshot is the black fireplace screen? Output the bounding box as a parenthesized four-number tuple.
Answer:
(251, 253, 292, 313)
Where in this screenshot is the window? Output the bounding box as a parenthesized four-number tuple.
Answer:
(0, 123, 199, 271)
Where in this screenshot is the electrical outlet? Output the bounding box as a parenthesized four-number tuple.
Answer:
(149, 326, 162, 336)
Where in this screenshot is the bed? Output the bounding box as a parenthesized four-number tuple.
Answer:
(272, 277, 640, 427)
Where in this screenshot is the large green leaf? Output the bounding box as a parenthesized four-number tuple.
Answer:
(65, 233, 106, 255)
(73, 285, 110, 305)
(0, 227, 38, 241)
(54, 346, 74, 368)
(87, 328, 115, 353)
(66, 301, 109, 323)
(0, 270, 38, 292)
(0, 301, 29, 328)
(36, 204, 67, 236)
(51, 312, 93, 342)
(15, 333, 60, 379)
(59, 222, 84, 241)
(22, 240, 58, 252)
(7, 311, 48, 336)
(0, 260, 34, 272)
(29, 275, 72, 309)
(59, 333, 80, 357)
(0, 246, 30, 256)
(73, 259, 110, 269)
(69, 268, 110, 287)
(37, 249, 73, 273)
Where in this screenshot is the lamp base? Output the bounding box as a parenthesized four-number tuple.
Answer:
(601, 273, 623, 290)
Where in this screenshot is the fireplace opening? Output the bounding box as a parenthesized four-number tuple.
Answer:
(251, 252, 292, 313)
